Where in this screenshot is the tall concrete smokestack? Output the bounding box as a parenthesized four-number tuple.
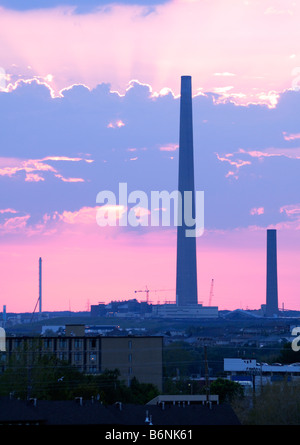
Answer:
(176, 76, 198, 306)
(39, 257, 42, 315)
(266, 229, 279, 317)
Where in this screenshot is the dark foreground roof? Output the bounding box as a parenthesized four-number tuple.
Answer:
(0, 397, 240, 425)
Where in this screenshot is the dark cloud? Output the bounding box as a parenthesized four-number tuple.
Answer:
(0, 79, 299, 232)
(0, 0, 169, 13)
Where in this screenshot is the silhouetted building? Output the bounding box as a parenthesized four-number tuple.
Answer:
(266, 229, 279, 317)
(176, 75, 198, 306)
(101, 336, 162, 390)
(90, 303, 106, 317)
(0, 397, 241, 425)
(65, 324, 85, 336)
(4, 334, 163, 391)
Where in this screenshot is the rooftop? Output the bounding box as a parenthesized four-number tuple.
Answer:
(0, 397, 240, 425)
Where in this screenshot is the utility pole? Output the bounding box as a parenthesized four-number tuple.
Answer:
(204, 345, 210, 403)
(27, 362, 32, 401)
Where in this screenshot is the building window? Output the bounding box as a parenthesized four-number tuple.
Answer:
(128, 340, 132, 349)
(128, 353, 132, 363)
(44, 339, 52, 349)
(74, 339, 82, 349)
(14, 339, 21, 348)
(58, 352, 67, 361)
(128, 367, 132, 375)
(90, 353, 97, 363)
(90, 339, 96, 349)
(59, 338, 67, 349)
(74, 352, 82, 363)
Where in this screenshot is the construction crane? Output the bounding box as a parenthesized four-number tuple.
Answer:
(208, 279, 214, 306)
(135, 286, 150, 303)
(134, 287, 174, 304)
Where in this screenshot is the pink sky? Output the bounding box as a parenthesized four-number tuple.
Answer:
(1, 206, 299, 313)
(1, 0, 300, 313)
(0, 0, 300, 104)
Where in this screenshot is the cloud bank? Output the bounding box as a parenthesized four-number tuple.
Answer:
(0, 78, 300, 238)
(1, 0, 300, 99)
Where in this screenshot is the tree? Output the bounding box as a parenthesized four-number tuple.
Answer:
(210, 378, 244, 403)
(276, 342, 300, 364)
(93, 369, 128, 404)
(126, 377, 159, 404)
(163, 341, 202, 378)
(0, 344, 160, 404)
(0, 344, 85, 400)
(245, 381, 300, 425)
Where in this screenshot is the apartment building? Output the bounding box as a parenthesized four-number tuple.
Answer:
(4, 327, 163, 391)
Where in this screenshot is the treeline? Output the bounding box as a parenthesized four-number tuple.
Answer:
(163, 339, 300, 379)
(0, 352, 159, 404)
(233, 380, 300, 425)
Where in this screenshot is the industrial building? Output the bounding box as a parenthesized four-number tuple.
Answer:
(224, 358, 300, 387)
(154, 303, 218, 319)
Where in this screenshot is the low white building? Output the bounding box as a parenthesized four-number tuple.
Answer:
(224, 358, 300, 386)
(154, 304, 218, 319)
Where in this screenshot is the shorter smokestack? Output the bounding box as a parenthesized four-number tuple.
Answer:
(3, 305, 6, 326)
(266, 229, 279, 317)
